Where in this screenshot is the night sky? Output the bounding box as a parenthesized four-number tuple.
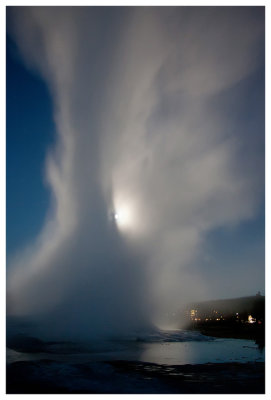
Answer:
(6, 6, 265, 337)
(6, 36, 55, 257)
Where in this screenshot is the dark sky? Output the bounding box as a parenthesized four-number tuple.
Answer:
(6, 36, 54, 257)
(6, 6, 265, 336)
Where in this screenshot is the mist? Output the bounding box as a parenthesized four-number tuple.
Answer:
(6, 7, 264, 339)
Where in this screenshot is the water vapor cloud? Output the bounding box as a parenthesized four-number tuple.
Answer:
(7, 7, 265, 337)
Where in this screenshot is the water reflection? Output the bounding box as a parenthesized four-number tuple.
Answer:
(7, 321, 265, 367)
(140, 339, 265, 365)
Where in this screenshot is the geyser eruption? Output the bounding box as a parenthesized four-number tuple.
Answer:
(7, 7, 264, 339)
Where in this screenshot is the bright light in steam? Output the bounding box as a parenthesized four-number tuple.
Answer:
(114, 206, 133, 229)
(112, 190, 145, 236)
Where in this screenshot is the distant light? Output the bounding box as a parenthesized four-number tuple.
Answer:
(248, 315, 256, 324)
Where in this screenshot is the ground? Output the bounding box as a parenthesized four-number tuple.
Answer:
(7, 358, 265, 394)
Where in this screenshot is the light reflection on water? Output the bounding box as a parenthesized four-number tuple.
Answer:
(7, 337, 264, 366)
(139, 339, 264, 365)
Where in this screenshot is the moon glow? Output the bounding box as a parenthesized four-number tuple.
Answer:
(114, 206, 133, 229)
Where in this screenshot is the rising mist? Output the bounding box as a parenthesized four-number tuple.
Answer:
(7, 7, 264, 339)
